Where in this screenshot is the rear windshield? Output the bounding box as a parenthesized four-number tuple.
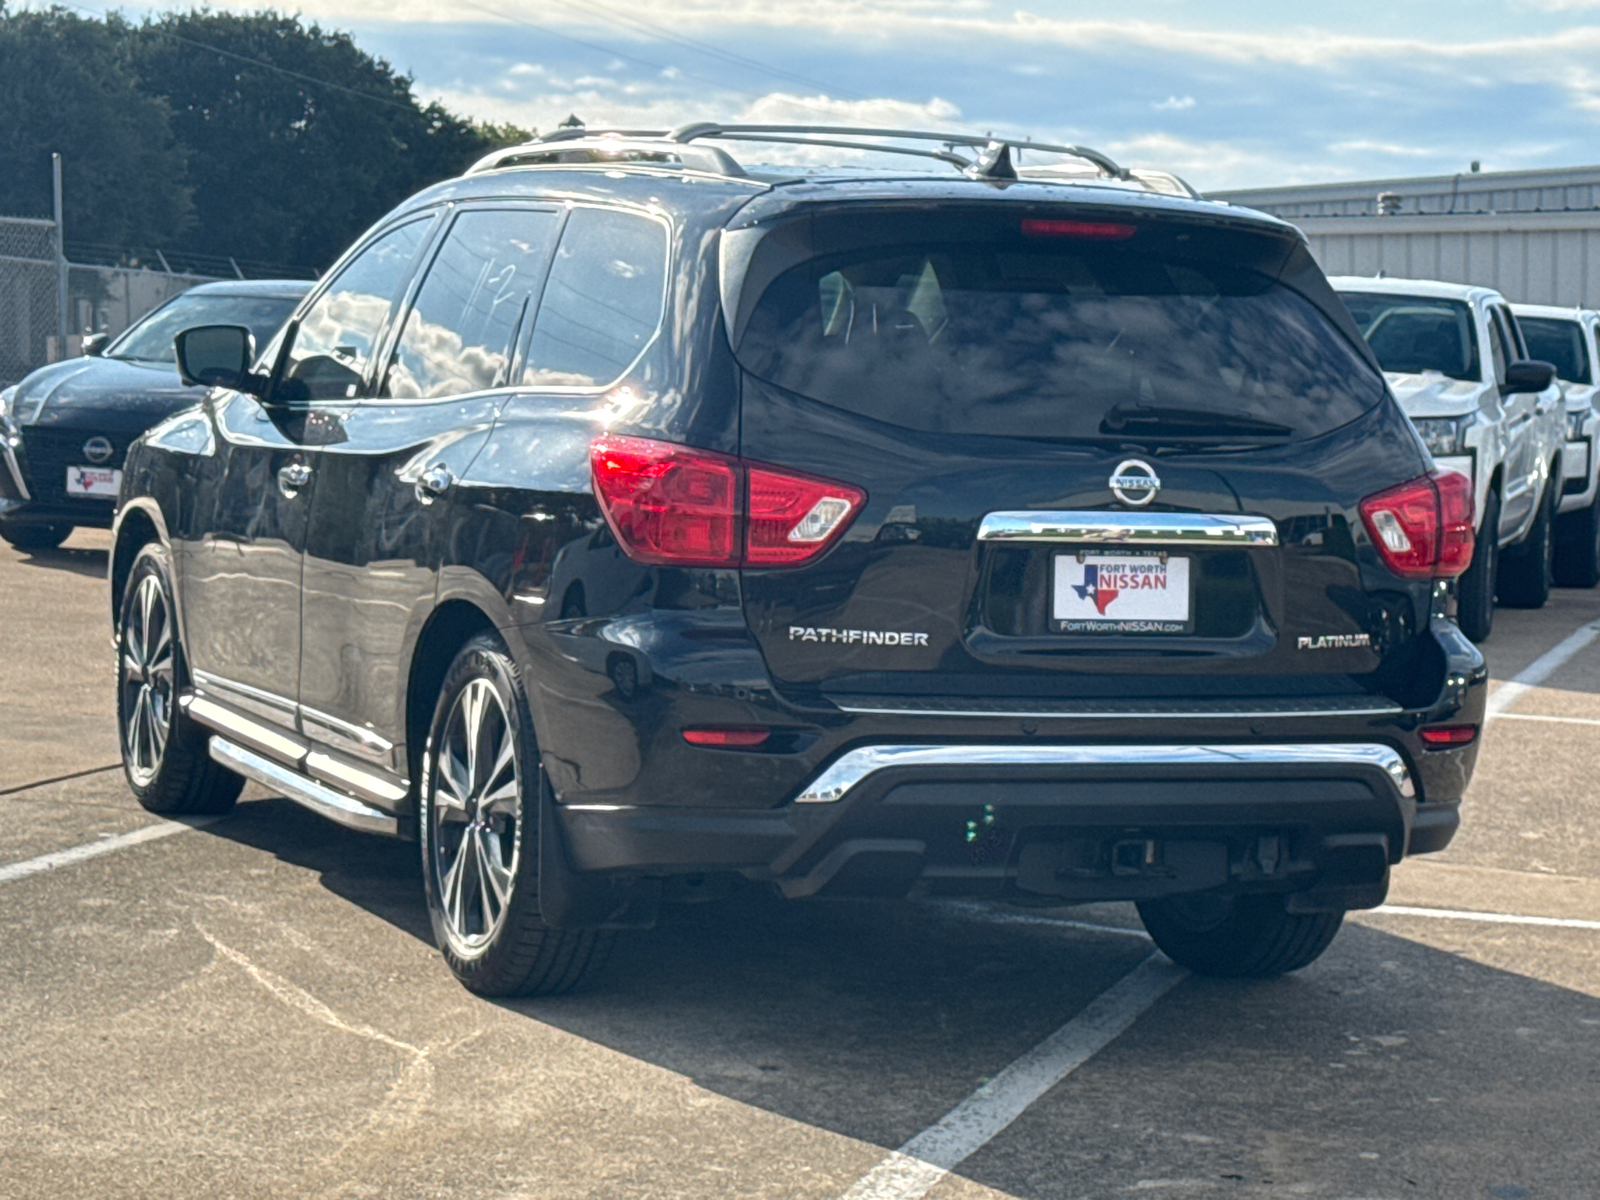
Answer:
(1518, 316, 1591, 384)
(736, 238, 1383, 441)
(1338, 293, 1479, 382)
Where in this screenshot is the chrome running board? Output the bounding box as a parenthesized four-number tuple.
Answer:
(209, 736, 399, 836)
(794, 742, 1415, 804)
(976, 511, 1278, 546)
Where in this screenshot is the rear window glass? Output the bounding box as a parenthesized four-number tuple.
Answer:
(738, 240, 1383, 441)
(1518, 316, 1591, 385)
(1339, 293, 1479, 382)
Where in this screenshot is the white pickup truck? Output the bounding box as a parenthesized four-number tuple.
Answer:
(1333, 277, 1562, 641)
(1512, 304, 1600, 588)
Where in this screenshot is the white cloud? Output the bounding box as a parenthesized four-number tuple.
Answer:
(1153, 95, 1195, 110)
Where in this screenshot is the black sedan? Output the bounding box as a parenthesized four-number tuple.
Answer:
(0, 278, 308, 550)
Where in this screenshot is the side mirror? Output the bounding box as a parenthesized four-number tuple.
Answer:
(82, 332, 108, 357)
(174, 325, 263, 394)
(1504, 359, 1556, 394)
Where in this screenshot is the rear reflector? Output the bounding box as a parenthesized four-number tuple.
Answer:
(1358, 470, 1475, 580)
(1021, 219, 1137, 240)
(591, 435, 864, 569)
(682, 726, 771, 747)
(1419, 724, 1478, 746)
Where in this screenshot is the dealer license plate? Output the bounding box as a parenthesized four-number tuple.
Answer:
(1051, 551, 1192, 634)
(66, 466, 122, 498)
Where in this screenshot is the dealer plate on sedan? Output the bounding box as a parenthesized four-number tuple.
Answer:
(66, 466, 121, 497)
(1051, 551, 1192, 634)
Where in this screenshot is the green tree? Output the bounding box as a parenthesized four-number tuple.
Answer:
(125, 10, 528, 272)
(0, 6, 191, 247)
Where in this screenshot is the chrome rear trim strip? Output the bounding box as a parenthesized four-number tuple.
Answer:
(209, 737, 398, 836)
(834, 704, 1403, 719)
(976, 511, 1279, 546)
(794, 742, 1414, 804)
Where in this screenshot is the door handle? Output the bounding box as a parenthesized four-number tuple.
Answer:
(278, 461, 312, 495)
(415, 462, 455, 503)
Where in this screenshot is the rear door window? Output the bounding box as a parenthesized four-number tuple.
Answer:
(1519, 316, 1592, 384)
(740, 236, 1383, 440)
(521, 207, 669, 388)
(383, 208, 559, 399)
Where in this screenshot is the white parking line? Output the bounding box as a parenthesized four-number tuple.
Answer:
(0, 817, 215, 885)
(1371, 904, 1600, 932)
(839, 954, 1187, 1200)
(1493, 711, 1600, 729)
(1486, 617, 1600, 721)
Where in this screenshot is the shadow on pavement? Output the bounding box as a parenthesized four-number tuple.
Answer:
(198, 794, 1600, 1200)
(10, 543, 109, 579)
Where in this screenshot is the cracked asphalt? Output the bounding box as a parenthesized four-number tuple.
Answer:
(1, 529, 1598, 1200)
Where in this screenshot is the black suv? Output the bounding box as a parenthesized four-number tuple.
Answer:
(110, 125, 1487, 995)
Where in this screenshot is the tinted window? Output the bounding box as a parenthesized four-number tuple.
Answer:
(1520, 317, 1590, 384)
(384, 209, 558, 399)
(108, 292, 299, 364)
(1486, 312, 1508, 386)
(522, 208, 668, 388)
(284, 219, 431, 401)
(740, 242, 1383, 439)
(1340, 293, 1480, 382)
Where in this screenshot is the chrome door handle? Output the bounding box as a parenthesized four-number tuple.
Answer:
(415, 463, 455, 503)
(278, 461, 312, 495)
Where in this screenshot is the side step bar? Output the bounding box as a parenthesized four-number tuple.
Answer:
(209, 736, 399, 836)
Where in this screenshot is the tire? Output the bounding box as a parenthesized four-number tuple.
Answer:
(116, 543, 243, 815)
(420, 633, 611, 997)
(1137, 893, 1344, 978)
(1553, 486, 1600, 589)
(0, 520, 71, 551)
(1498, 474, 1556, 609)
(1456, 486, 1500, 642)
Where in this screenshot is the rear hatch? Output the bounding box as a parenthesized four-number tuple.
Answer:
(726, 201, 1437, 710)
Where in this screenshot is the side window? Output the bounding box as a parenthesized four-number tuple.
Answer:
(522, 207, 668, 388)
(283, 219, 431, 401)
(384, 208, 559, 400)
(1485, 311, 1508, 386)
(1498, 307, 1527, 361)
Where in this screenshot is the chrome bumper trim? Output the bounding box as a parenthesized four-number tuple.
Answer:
(793, 742, 1415, 804)
(976, 510, 1278, 546)
(834, 703, 1403, 720)
(209, 736, 398, 836)
(1, 436, 30, 502)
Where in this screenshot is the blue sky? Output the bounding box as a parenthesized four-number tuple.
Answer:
(135, 1, 1600, 190)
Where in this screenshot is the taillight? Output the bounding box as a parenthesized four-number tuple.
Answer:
(591, 435, 865, 568)
(1419, 724, 1477, 747)
(1358, 470, 1475, 580)
(1021, 219, 1137, 240)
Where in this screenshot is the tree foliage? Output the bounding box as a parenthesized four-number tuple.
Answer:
(0, 6, 191, 246)
(0, 6, 531, 273)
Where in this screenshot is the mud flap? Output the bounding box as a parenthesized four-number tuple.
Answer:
(537, 772, 661, 930)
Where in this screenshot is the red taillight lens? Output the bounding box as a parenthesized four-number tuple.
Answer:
(1419, 724, 1478, 746)
(1358, 470, 1475, 580)
(1021, 219, 1137, 240)
(591, 435, 740, 566)
(682, 726, 771, 747)
(590, 436, 865, 568)
(746, 466, 867, 566)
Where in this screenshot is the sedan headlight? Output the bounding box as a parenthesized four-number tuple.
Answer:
(1568, 409, 1591, 441)
(1413, 415, 1475, 457)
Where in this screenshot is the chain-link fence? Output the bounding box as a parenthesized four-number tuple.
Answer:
(1, 215, 218, 386)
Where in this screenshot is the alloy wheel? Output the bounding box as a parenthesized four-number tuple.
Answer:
(429, 678, 522, 955)
(120, 575, 174, 787)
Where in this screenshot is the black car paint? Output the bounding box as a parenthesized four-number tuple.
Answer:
(114, 164, 1487, 927)
(1, 279, 309, 532)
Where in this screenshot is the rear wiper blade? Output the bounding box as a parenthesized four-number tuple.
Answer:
(1099, 405, 1293, 440)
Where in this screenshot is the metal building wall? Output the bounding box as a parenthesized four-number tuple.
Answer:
(1213, 166, 1600, 309)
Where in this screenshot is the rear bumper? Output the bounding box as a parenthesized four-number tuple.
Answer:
(556, 740, 1440, 913)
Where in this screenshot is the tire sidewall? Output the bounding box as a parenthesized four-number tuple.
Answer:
(420, 634, 544, 987)
(117, 543, 183, 802)
(1458, 488, 1500, 640)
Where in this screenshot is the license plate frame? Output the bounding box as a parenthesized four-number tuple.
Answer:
(65, 465, 122, 498)
(1050, 550, 1194, 635)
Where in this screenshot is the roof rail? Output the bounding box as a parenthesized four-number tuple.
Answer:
(468, 123, 1135, 186)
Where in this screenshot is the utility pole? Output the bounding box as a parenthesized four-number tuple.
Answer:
(52, 153, 68, 358)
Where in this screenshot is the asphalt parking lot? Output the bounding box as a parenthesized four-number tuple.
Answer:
(2, 531, 1599, 1200)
